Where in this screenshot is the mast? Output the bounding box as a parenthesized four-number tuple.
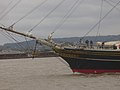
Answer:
(0, 26, 61, 49)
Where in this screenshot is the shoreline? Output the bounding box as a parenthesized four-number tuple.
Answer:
(0, 52, 58, 59)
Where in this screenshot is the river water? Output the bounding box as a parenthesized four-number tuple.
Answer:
(0, 57, 120, 90)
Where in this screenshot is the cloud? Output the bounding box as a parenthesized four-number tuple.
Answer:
(0, 0, 120, 44)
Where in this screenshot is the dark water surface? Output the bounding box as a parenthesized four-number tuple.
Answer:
(0, 57, 120, 90)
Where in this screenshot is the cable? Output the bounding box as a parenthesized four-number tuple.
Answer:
(104, 0, 120, 12)
(25, 37, 31, 52)
(0, 0, 21, 20)
(52, 0, 84, 35)
(32, 40, 38, 59)
(11, 0, 48, 26)
(109, 0, 120, 4)
(28, 0, 66, 32)
(81, 0, 120, 40)
(96, 0, 104, 37)
(0, 23, 6, 27)
(0, 30, 26, 51)
(0, 30, 15, 43)
(5, 31, 26, 50)
(0, 0, 14, 15)
(10, 0, 48, 53)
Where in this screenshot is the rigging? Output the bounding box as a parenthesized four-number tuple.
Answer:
(9, 0, 48, 54)
(109, 0, 120, 4)
(96, 0, 104, 39)
(51, 0, 84, 35)
(0, 30, 26, 51)
(81, 0, 120, 40)
(0, 0, 14, 15)
(32, 40, 38, 59)
(6, 32, 26, 50)
(104, 0, 120, 12)
(24, 37, 31, 53)
(28, 0, 66, 33)
(27, 0, 67, 57)
(11, 0, 48, 26)
(0, 0, 22, 20)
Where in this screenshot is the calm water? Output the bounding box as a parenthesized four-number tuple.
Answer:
(0, 57, 120, 90)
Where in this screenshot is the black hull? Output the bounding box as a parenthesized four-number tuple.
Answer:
(54, 48, 120, 73)
(62, 57, 120, 73)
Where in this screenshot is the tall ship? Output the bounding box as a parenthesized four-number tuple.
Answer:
(0, 0, 120, 74)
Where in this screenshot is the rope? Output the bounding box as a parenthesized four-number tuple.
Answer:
(5, 31, 26, 50)
(0, 23, 6, 27)
(105, 0, 120, 12)
(28, 0, 66, 32)
(97, 0, 103, 36)
(52, 0, 84, 35)
(0, 30, 26, 51)
(25, 37, 31, 53)
(11, 0, 48, 26)
(0, 30, 15, 43)
(0, 0, 14, 15)
(81, 0, 120, 40)
(95, 0, 104, 41)
(32, 40, 38, 59)
(109, 0, 120, 4)
(0, 0, 22, 20)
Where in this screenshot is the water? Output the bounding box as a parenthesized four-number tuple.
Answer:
(0, 57, 120, 90)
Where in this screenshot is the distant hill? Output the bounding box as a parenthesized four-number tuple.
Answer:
(1, 35, 120, 52)
(54, 35, 120, 43)
(3, 40, 52, 52)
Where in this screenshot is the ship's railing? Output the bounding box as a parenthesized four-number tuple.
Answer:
(74, 43, 120, 51)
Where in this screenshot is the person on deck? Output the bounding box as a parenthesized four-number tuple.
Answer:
(85, 40, 89, 48)
(101, 42, 105, 49)
(113, 44, 117, 49)
(90, 40, 93, 48)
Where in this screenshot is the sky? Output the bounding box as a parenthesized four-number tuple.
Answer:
(0, 0, 120, 45)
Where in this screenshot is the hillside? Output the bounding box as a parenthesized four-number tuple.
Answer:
(1, 35, 120, 52)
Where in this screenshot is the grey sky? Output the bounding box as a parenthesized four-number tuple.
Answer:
(0, 0, 120, 45)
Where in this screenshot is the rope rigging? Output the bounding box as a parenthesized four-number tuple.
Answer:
(0, 0, 22, 21)
(104, 0, 120, 12)
(0, 23, 6, 27)
(32, 40, 38, 59)
(28, 0, 66, 33)
(0, 0, 14, 15)
(0, 0, 120, 54)
(0, 30, 26, 51)
(10, 0, 49, 54)
(0, 30, 15, 43)
(1, 0, 48, 54)
(81, 0, 120, 40)
(109, 0, 120, 4)
(5, 32, 27, 50)
(26, 0, 67, 58)
(96, 0, 104, 38)
(0, 23, 27, 52)
(0, 25, 28, 52)
(24, 37, 31, 52)
(11, 0, 48, 26)
(51, 0, 84, 36)
(17, 0, 66, 56)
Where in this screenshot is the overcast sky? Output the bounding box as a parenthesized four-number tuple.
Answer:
(0, 0, 120, 45)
